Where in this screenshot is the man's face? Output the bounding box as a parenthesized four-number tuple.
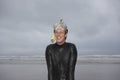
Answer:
(54, 26, 66, 45)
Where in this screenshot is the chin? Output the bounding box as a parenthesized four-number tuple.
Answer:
(56, 41, 61, 43)
(56, 40, 63, 43)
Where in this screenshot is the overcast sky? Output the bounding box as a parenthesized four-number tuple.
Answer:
(0, 0, 120, 56)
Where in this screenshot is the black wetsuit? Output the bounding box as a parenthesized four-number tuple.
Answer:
(45, 42, 77, 80)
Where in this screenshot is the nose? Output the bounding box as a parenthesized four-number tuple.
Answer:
(56, 32, 61, 36)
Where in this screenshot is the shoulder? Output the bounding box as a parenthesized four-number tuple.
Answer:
(66, 42, 77, 52)
(45, 44, 55, 55)
(46, 43, 55, 50)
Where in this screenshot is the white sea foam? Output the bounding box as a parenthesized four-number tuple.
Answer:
(0, 55, 120, 64)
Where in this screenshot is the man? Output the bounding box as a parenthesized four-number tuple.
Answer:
(45, 19, 77, 80)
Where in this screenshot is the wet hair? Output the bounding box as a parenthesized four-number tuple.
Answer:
(53, 19, 68, 34)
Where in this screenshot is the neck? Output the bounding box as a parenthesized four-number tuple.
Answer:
(57, 41, 65, 45)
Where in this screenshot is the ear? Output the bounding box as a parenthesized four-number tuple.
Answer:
(65, 34, 67, 37)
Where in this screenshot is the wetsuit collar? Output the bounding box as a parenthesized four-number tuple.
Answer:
(55, 42, 66, 47)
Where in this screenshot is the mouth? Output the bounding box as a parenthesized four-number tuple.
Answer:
(57, 36, 61, 40)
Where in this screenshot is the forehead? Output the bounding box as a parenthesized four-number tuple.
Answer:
(54, 26, 65, 32)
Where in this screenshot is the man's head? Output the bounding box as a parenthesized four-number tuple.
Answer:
(53, 19, 68, 45)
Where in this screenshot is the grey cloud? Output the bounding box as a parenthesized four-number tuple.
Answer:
(0, 0, 120, 56)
